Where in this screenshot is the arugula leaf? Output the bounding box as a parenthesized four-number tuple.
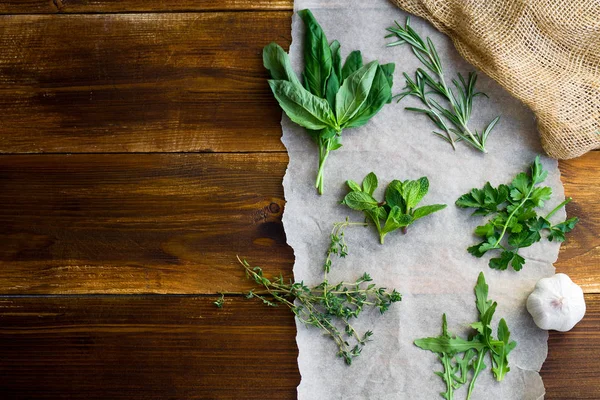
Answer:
(416, 272, 516, 400)
(268, 80, 337, 130)
(335, 61, 378, 126)
(456, 156, 578, 271)
(298, 9, 332, 98)
(342, 172, 445, 244)
(491, 319, 517, 381)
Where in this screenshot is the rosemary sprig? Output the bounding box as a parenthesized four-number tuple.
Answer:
(385, 17, 500, 153)
(233, 257, 401, 365)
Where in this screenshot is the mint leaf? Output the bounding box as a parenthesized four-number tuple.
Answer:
(362, 172, 378, 195)
(346, 179, 362, 192)
(342, 191, 378, 211)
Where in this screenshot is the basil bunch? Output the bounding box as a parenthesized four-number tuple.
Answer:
(263, 9, 395, 194)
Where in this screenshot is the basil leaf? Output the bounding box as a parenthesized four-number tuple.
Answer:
(299, 9, 332, 98)
(335, 61, 378, 126)
(325, 40, 342, 109)
(268, 80, 336, 130)
(345, 63, 395, 128)
(262, 42, 302, 86)
(342, 50, 363, 81)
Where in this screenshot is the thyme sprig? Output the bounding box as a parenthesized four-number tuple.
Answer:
(385, 17, 499, 153)
(234, 257, 401, 365)
(324, 218, 368, 273)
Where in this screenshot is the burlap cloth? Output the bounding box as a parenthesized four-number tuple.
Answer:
(391, 0, 600, 159)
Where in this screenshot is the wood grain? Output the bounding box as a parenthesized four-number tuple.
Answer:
(0, 294, 598, 399)
(0, 0, 293, 14)
(0, 12, 291, 153)
(0, 154, 293, 294)
(557, 152, 600, 293)
(0, 152, 597, 295)
(0, 296, 300, 399)
(541, 294, 600, 399)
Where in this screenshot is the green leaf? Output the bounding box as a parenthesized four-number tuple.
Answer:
(342, 50, 363, 81)
(344, 63, 395, 128)
(474, 272, 492, 318)
(412, 204, 446, 220)
(384, 180, 405, 211)
(335, 61, 378, 126)
(362, 172, 378, 195)
(325, 40, 342, 109)
(298, 9, 332, 98)
(509, 172, 531, 201)
(346, 179, 362, 192)
(263, 42, 302, 86)
(531, 155, 548, 185)
(342, 191, 378, 211)
(491, 319, 517, 381)
(268, 80, 337, 130)
(414, 335, 487, 354)
(474, 223, 495, 238)
(511, 253, 525, 271)
(530, 186, 552, 207)
(489, 251, 515, 271)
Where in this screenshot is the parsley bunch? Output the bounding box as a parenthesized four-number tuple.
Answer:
(264, 9, 395, 194)
(415, 273, 516, 400)
(456, 156, 578, 271)
(341, 172, 446, 244)
(385, 17, 499, 153)
(234, 257, 401, 366)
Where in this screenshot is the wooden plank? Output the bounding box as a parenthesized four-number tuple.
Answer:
(0, 154, 293, 294)
(557, 152, 600, 293)
(0, 296, 300, 399)
(0, 12, 291, 153)
(0, 294, 598, 399)
(0, 151, 598, 295)
(541, 293, 600, 399)
(0, 0, 293, 14)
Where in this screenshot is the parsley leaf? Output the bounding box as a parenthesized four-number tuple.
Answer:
(456, 156, 578, 271)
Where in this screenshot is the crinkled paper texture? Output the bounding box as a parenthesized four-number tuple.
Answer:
(282, 1, 564, 399)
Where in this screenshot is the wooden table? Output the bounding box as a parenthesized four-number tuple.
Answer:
(0, 1, 598, 399)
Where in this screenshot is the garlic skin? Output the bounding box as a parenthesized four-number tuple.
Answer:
(526, 273, 586, 332)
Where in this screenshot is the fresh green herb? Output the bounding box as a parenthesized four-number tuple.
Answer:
(213, 293, 225, 308)
(236, 257, 401, 365)
(415, 272, 516, 399)
(341, 172, 446, 244)
(456, 156, 578, 271)
(264, 9, 395, 194)
(324, 218, 368, 273)
(385, 17, 499, 153)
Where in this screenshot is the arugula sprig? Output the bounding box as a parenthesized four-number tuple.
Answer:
(264, 9, 395, 194)
(342, 172, 446, 244)
(415, 272, 516, 400)
(385, 17, 499, 153)
(456, 156, 578, 271)
(235, 257, 401, 365)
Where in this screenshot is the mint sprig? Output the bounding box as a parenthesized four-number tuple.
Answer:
(342, 172, 446, 244)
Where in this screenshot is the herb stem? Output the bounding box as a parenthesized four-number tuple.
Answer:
(545, 197, 572, 220)
(316, 140, 330, 195)
(492, 183, 536, 248)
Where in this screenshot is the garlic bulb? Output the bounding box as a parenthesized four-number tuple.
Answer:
(526, 273, 586, 332)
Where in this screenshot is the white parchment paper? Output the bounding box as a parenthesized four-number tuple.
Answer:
(282, 1, 564, 399)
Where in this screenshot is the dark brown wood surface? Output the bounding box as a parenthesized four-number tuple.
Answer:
(0, 2, 598, 399)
